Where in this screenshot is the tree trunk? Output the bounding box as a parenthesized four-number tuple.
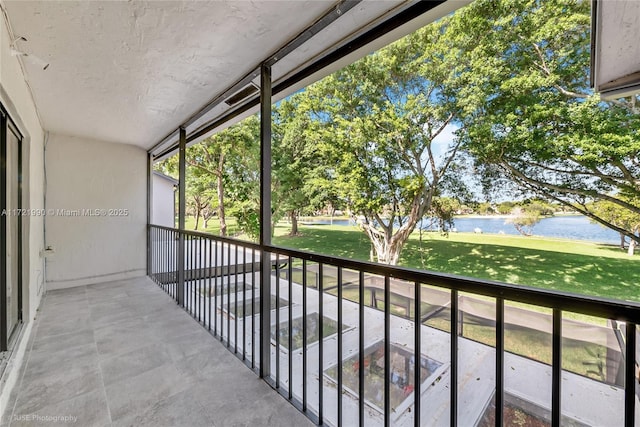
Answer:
(216, 173, 227, 237)
(620, 233, 626, 250)
(194, 210, 200, 231)
(362, 221, 413, 265)
(289, 210, 298, 236)
(358, 188, 432, 266)
(628, 239, 636, 256)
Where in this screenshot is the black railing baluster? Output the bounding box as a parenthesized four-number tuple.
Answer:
(192, 236, 196, 316)
(252, 248, 256, 369)
(200, 236, 204, 323)
(153, 227, 156, 284)
(154, 227, 157, 284)
(190, 235, 195, 316)
(220, 241, 224, 342)
(174, 230, 178, 300)
(158, 227, 161, 285)
(195, 236, 199, 316)
(552, 308, 562, 427)
(359, 271, 365, 427)
(201, 236, 204, 322)
(243, 246, 247, 361)
(318, 263, 324, 424)
(288, 256, 293, 400)
(199, 236, 203, 323)
(186, 235, 190, 312)
(208, 238, 212, 331)
(414, 281, 421, 427)
(195, 236, 199, 318)
(384, 275, 390, 427)
(276, 253, 281, 388)
(227, 242, 231, 347)
(303, 259, 308, 412)
(496, 298, 504, 427)
(152, 227, 156, 283)
(162, 228, 165, 286)
(235, 244, 239, 354)
(625, 322, 636, 427)
(193, 236, 196, 318)
(185, 234, 189, 308)
(175, 230, 178, 299)
(337, 266, 342, 424)
(451, 289, 458, 427)
(214, 239, 219, 337)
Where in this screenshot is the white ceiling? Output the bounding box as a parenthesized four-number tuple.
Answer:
(593, 0, 640, 98)
(2, 0, 340, 148)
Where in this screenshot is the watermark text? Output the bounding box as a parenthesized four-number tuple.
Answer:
(1, 208, 129, 217)
(13, 414, 78, 423)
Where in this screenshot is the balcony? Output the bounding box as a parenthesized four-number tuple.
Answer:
(0, 1, 639, 426)
(145, 226, 640, 426)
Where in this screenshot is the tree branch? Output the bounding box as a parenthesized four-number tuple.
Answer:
(502, 162, 640, 214)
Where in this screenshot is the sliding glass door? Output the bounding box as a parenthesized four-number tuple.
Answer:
(1, 107, 22, 351)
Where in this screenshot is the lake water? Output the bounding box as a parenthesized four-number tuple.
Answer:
(303, 215, 622, 245)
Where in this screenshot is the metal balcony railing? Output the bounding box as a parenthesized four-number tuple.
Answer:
(148, 224, 640, 427)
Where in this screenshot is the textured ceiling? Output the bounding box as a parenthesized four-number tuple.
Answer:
(593, 0, 640, 97)
(2, 0, 338, 148)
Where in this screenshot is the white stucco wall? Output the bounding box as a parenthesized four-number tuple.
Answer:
(44, 133, 147, 289)
(152, 173, 176, 228)
(0, 7, 46, 418)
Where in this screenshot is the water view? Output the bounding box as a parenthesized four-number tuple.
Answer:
(303, 215, 621, 245)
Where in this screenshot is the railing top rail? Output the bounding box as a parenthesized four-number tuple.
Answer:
(149, 224, 263, 250)
(266, 244, 640, 322)
(149, 224, 640, 322)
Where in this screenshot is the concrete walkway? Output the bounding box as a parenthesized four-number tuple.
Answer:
(1, 277, 312, 427)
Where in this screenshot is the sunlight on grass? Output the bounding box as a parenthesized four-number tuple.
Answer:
(272, 224, 640, 302)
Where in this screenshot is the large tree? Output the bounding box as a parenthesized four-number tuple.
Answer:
(307, 24, 466, 265)
(184, 116, 261, 238)
(449, 0, 640, 243)
(272, 94, 321, 236)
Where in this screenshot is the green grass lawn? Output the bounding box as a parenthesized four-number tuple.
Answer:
(184, 216, 247, 237)
(273, 224, 640, 302)
(184, 216, 640, 301)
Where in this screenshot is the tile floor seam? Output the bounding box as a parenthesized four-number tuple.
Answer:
(91, 301, 114, 426)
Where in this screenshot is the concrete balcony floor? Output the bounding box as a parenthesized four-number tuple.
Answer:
(1, 277, 311, 427)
